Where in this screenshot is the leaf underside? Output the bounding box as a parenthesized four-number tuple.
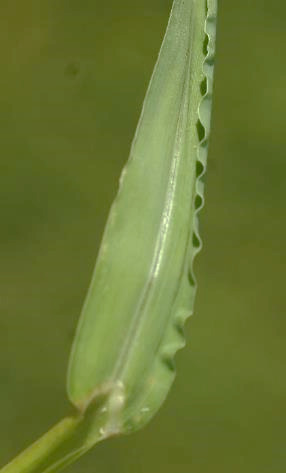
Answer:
(68, 0, 217, 440)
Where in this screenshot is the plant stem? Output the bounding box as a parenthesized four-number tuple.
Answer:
(0, 416, 80, 473)
(0, 410, 103, 473)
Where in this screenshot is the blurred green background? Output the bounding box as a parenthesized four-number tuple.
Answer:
(0, 1, 285, 472)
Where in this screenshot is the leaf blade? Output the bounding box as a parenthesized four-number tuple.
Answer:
(68, 0, 217, 436)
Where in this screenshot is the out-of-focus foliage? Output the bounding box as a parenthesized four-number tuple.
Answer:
(0, 1, 285, 472)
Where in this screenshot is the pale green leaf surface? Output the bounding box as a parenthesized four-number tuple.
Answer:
(68, 0, 217, 437)
(0, 2, 217, 472)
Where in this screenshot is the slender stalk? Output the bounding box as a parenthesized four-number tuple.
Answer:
(0, 405, 107, 473)
(0, 416, 82, 473)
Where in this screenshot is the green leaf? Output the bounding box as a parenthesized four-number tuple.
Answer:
(0, 2, 217, 472)
(1, 0, 216, 473)
(68, 0, 217, 437)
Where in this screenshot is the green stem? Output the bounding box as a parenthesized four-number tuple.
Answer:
(0, 406, 104, 473)
(0, 416, 80, 473)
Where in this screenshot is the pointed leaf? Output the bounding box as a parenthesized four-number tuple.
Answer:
(68, 0, 217, 437)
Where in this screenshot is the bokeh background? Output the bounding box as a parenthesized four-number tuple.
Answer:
(0, 1, 285, 472)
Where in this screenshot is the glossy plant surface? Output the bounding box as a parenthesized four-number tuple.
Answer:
(1, 0, 285, 472)
(0, 1, 216, 472)
(68, 0, 216, 432)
